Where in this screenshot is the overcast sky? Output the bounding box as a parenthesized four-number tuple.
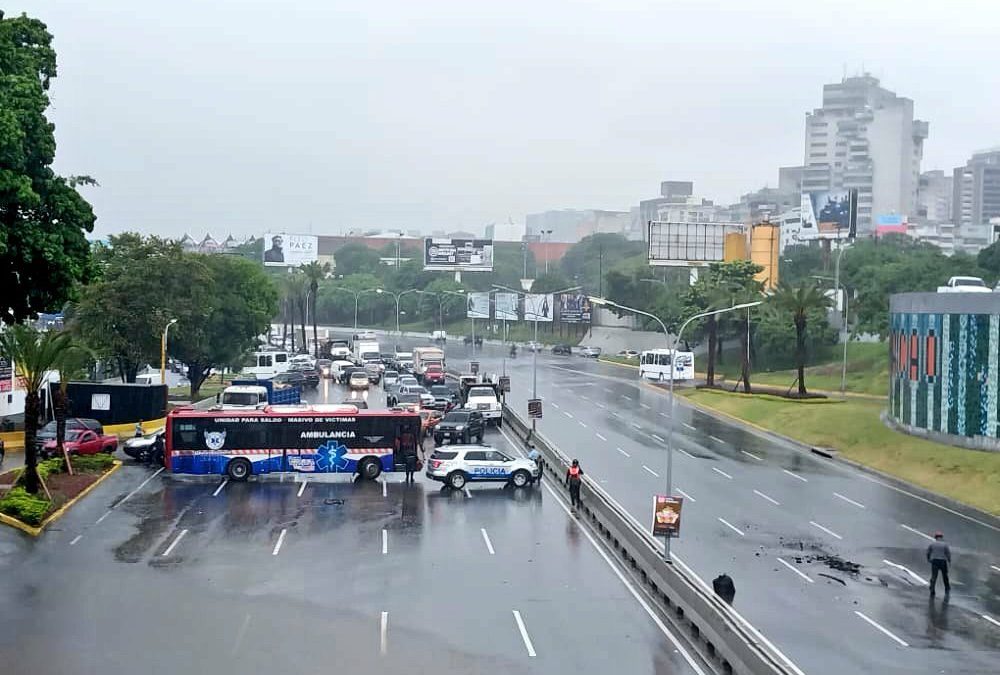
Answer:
(11, 0, 1000, 239)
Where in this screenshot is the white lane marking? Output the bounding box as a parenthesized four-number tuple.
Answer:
(833, 492, 866, 509)
(857, 472, 1000, 533)
(640, 403, 651, 409)
(272, 528, 287, 556)
(900, 524, 934, 541)
(677, 447, 696, 459)
(212, 479, 229, 497)
(382, 479, 388, 498)
(782, 469, 808, 482)
(777, 557, 814, 583)
(991, 565, 1000, 573)
(595, 433, 607, 441)
(382, 528, 388, 555)
(512, 610, 537, 657)
(753, 489, 781, 506)
(380, 611, 389, 655)
(712, 467, 733, 480)
(854, 611, 909, 647)
(718, 517, 745, 536)
(94, 510, 113, 524)
(551, 402, 560, 409)
(809, 521, 843, 540)
(883, 560, 927, 585)
(611, 411, 621, 418)
(659, 412, 669, 418)
(632, 423, 642, 430)
(230, 613, 252, 656)
(297, 480, 307, 498)
(651, 433, 665, 443)
(69, 535, 82, 546)
(709, 435, 725, 444)
(983, 614, 1000, 629)
(642, 465, 660, 478)
(741, 450, 763, 461)
(564, 411, 574, 419)
(676, 488, 696, 503)
(481, 528, 495, 555)
(162, 529, 188, 556)
(580, 394, 590, 401)
(620, 394, 633, 400)
(596, 402, 607, 409)
(499, 426, 708, 675)
(616, 447, 631, 458)
(682, 423, 696, 431)
(579, 421, 589, 429)
(464, 487, 472, 498)
(119, 466, 165, 505)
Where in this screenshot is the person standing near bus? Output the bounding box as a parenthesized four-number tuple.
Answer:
(565, 459, 583, 510)
(404, 443, 418, 483)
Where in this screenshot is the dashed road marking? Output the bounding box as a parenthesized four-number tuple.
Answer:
(651, 433, 665, 443)
(753, 489, 780, 506)
(564, 411, 574, 419)
(709, 435, 725, 444)
(383, 479, 388, 498)
(580, 394, 590, 401)
(579, 421, 588, 429)
(69, 535, 82, 546)
(464, 487, 472, 498)
(991, 565, 1000, 573)
(212, 479, 229, 497)
(834, 492, 866, 509)
(718, 517, 745, 536)
(95, 510, 112, 525)
(640, 403, 651, 410)
(272, 528, 287, 556)
(642, 465, 660, 478)
(777, 557, 814, 583)
(120, 466, 165, 505)
(595, 433, 607, 441)
(380, 611, 389, 655)
(900, 524, 935, 541)
(782, 469, 808, 483)
(632, 423, 642, 430)
(854, 611, 909, 647)
(883, 559, 927, 585)
(659, 412, 669, 418)
(382, 528, 388, 555)
(297, 480, 307, 498)
(983, 614, 1000, 629)
(682, 423, 696, 431)
(512, 610, 536, 657)
(712, 467, 733, 480)
(596, 403, 607, 409)
(230, 613, 252, 656)
(677, 447, 696, 459)
(617, 447, 631, 458)
(162, 529, 188, 557)
(741, 450, 763, 461)
(620, 394, 633, 401)
(551, 402, 560, 409)
(676, 488, 696, 503)
(810, 521, 843, 540)
(481, 528, 495, 555)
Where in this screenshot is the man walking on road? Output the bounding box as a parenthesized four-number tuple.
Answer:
(927, 531, 951, 596)
(565, 459, 583, 510)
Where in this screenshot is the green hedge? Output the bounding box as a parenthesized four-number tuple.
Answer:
(71, 454, 115, 472)
(0, 487, 51, 526)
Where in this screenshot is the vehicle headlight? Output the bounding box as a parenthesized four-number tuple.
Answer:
(455, 425, 465, 431)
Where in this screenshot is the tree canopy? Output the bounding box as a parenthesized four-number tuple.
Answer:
(0, 12, 96, 324)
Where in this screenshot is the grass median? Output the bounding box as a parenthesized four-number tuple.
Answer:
(681, 389, 1000, 516)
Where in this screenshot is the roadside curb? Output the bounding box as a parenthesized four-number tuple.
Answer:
(0, 418, 167, 456)
(677, 392, 1000, 527)
(0, 460, 123, 537)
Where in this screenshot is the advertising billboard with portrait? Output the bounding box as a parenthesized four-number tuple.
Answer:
(466, 292, 490, 318)
(424, 238, 494, 271)
(558, 293, 592, 323)
(261, 232, 319, 267)
(495, 293, 519, 320)
(523, 294, 553, 322)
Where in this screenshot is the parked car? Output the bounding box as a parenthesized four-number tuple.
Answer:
(579, 346, 602, 358)
(434, 410, 486, 445)
(41, 428, 118, 459)
(35, 418, 103, 453)
(463, 335, 484, 347)
(552, 343, 573, 355)
(123, 427, 165, 463)
(617, 350, 639, 359)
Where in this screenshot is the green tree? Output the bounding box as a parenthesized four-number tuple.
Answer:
(334, 243, 382, 277)
(768, 281, 834, 395)
(301, 261, 331, 357)
(779, 245, 826, 286)
(560, 233, 645, 295)
(0, 325, 74, 494)
(0, 12, 97, 324)
(977, 240, 1000, 279)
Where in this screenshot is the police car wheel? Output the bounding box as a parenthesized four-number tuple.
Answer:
(511, 470, 531, 488)
(448, 471, 467, 490)
(227, 458, 251, 482)
(359, 458, 382, 480)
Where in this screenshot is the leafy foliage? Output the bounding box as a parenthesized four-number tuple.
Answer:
(560, 233, 644, 295)
(767, 281, 834, 395)
(0, 486, 50, 526)
(334, 243, 382, 277)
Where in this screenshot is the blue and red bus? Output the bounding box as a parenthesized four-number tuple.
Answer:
(165, 404, 421, 481)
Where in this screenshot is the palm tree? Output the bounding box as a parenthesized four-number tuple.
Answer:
(0, 325, 74, 494)
(769, 281, 833, 396)
(53, 343, 95, 476)
(301, 261, 331, 358)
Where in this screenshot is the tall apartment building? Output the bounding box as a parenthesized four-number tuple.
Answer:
(916, 170, 953, 222)
(802, 75, 928, 235)
(953, 148, 1000, 228)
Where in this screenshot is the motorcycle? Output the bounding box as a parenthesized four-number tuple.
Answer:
(509, 346, 518, 359)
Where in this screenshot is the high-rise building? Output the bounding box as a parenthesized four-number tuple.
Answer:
(916, 170, 953, 222)
(953, 148, 1000, 230)
(802, 75, 928, 235)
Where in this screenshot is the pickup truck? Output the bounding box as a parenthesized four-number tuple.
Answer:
(222, 378, 301, 408)
(937, 276, 992, 293)
(463, 383, 502, 426)
(41, 428, 118, 458)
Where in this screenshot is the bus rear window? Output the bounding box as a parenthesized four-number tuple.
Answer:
(430, 450, 459, 460)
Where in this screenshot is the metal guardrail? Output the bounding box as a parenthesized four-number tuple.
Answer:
(502, 402, 801, 675)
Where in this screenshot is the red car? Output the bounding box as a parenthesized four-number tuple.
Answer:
(423, 365, 446, 385)
(42, 428, 118, 458)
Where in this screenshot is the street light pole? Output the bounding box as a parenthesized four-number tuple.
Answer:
(814, 266, 851, 399)
(160, 318, 178, 385)
(589, 296, 761, 562)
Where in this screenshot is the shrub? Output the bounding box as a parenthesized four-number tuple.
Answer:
(71, 454, 115, 472)
(0, 487, 52, 526)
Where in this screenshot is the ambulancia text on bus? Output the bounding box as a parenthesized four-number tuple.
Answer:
(165, 404, 421, 481)
(639, 349, 695, 382)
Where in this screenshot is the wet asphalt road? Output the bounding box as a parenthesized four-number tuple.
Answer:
(436, 339, 1000, 674)
(0, 375, 704, 675)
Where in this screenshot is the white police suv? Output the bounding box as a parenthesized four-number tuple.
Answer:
(425, 445, 539, 490)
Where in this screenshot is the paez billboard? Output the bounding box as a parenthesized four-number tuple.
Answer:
(495, 293, 519, 320)
(523, 294, 553, 322)
(651, 495, 683, 538)
(799, 189, 858, 240)
(558, 293, 592, 323)
(466, 292, 490, 318)
(424, 238, 494, 271)
(262, 233, 319, 267)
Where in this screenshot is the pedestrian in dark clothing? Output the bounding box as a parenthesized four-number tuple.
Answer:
(712, 573, 736, 605)
(927, 531, 951, 596)
(404, 445, 418, 483)
(565, 459, 583, 509)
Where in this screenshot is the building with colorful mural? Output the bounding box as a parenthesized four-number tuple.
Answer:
(889, 292, 1000, 451)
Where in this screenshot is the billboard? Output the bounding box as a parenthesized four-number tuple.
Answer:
(558, 293, 592, 323)
(524, 293, 553, 322)
(651, 495, 683, 538)
(261, 232, 318, 267)
(0, 356, 12, 393)
(466, 292, 490, 318)
(424, 238, 494, 271)
(799, 189, 858, 240)
(495, 293, 519, 321)
(648, 221, 746, 266)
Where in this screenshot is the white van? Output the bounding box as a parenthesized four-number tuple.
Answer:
(244, 351, 290, 378)
(135, 373, 163, 385)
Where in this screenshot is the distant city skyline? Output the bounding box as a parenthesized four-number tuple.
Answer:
(11, 0, 1000, 238)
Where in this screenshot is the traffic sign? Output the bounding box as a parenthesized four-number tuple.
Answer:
(499, 376, 510, 393)
(470, 361, 480, 374)
(528, 398, 542, 419)
(651, 495, 683, 538)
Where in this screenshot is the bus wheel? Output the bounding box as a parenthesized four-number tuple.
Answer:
(448, 471, 467, 490)
(227, 458, 252, 482)
(359, 458, 382, 480)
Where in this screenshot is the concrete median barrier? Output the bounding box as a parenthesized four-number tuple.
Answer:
(502, 402, 802, 675)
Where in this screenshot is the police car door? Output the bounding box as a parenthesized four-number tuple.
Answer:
(463, 449, 493, 480)
(481, 449, 512, 480)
